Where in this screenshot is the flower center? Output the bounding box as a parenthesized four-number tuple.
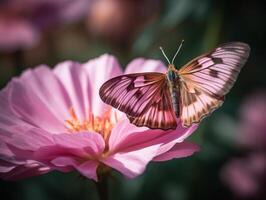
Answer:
(65, 107, 116, 141)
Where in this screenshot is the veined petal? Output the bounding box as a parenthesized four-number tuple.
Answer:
(109, 119, 196, 156)
(8, 66, 71, 133)
(51, 157, 98, 181)
(153, 142, 200, 162)
(0, 85, 30, 129)
(33, 132, 105, 163)
(83, 54, 122, 116)
(108, 119, 148, 152)
(76, 161, 99, 181)
(0, 159, 50, 181)
(53, 61, 92, 122)
(155, 123, 198, 157)
(102, 144, 160, 178)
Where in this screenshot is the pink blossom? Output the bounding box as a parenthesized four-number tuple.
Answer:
(221, 91, 266, 198)
(237, 91, 266, 150)
(0, 54, 199, 181)
(221, 153, 266, 198)
(0, 0, 90, 52)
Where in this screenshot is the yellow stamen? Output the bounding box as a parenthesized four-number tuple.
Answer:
(65, 107, 115, 142)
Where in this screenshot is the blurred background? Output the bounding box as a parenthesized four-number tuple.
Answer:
(0, 0, 266, 200)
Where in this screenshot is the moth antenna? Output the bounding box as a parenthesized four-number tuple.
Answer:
(159, 46, 171, 65)
(171, 40, 184, 64)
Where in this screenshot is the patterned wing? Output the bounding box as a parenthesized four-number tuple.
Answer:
(99, 73, 177, 130)
(178, 42, 250, 127)
(127, 86, 178, 130)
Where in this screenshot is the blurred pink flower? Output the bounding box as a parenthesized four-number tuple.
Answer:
(0, 54, 199, 181)
(221, 91, 266, 199)
(237, 91, 266, 150)
(0, 17, 40, 52)
(0, 0, 90, 52)
(87, 0, 161, 47)
(221, 153, 266, 198)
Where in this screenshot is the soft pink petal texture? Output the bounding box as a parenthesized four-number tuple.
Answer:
(6, 127, 53, 151)
(9, 66, 71, 133)
(0, 160, 51, 181)
(76, 161, 98, 181)
(0, 142, 45, 180)
(108, 119, 148, 152)
(32, 132, 105, 162)
(51, 157, 98, 181)
(4, 130, 104, 180)
(82, 54, 122, 116)
(102, 144, 160, 178)
(54, 55, 122, 119)
(53, 61, 93, 122)
(125, 58, 167, 74)
(105, 119, 197, 178)
(0, 85, 30, 130)
(109, 119, 197, 155)
(153, 142, 200, 161)
(155, 123, 198, 157)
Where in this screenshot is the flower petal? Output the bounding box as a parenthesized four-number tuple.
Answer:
(155, 123, 198, 157)
(6, 127, 53, 152)
(153, 142, 200, 161)
(0, 160, 50, 181)
(82, 54, 122, 116)
(108, 119, 148, 152)
(51, 157, 98, 181)
(102, 144, 160, 178)
(8, 66, 71, 133)
(109, 119, 197, 155)
(51, 132, 105, 157)
(0, 84, 31, 130)
(54, 55, 122, 120)
(125, 58, 167, 74)
(53, 61, 92, 122)
(33, 132, 105, 164)
(76, 161, 98, 181)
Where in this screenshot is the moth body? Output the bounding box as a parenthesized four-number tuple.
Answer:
(166, 64, 180, 118)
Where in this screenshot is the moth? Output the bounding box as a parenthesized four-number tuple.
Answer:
(99, 41, 250, 130)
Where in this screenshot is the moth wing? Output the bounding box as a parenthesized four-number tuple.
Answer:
(127, 85, 178, 130)
(178, 42, 250, 127)
(99, 72, 177, 130)
(179, 81, 223, 127)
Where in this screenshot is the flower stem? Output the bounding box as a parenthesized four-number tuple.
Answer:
(95, 174, 109, 200)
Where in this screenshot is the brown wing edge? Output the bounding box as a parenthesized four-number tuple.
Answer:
(181, 93, 224, 128)
(127, 115, 177, 130)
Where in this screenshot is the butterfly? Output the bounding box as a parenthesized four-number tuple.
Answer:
(99, 42, 250, 130)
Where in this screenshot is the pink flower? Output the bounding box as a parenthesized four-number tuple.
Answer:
(237, 91, 266, 150)
(221, 91, 266, 199)
(0, 0, 90, 52)
(221, 153, 266, 198)
(0, 54, 199, 181)
(87, 0, 161, 47)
